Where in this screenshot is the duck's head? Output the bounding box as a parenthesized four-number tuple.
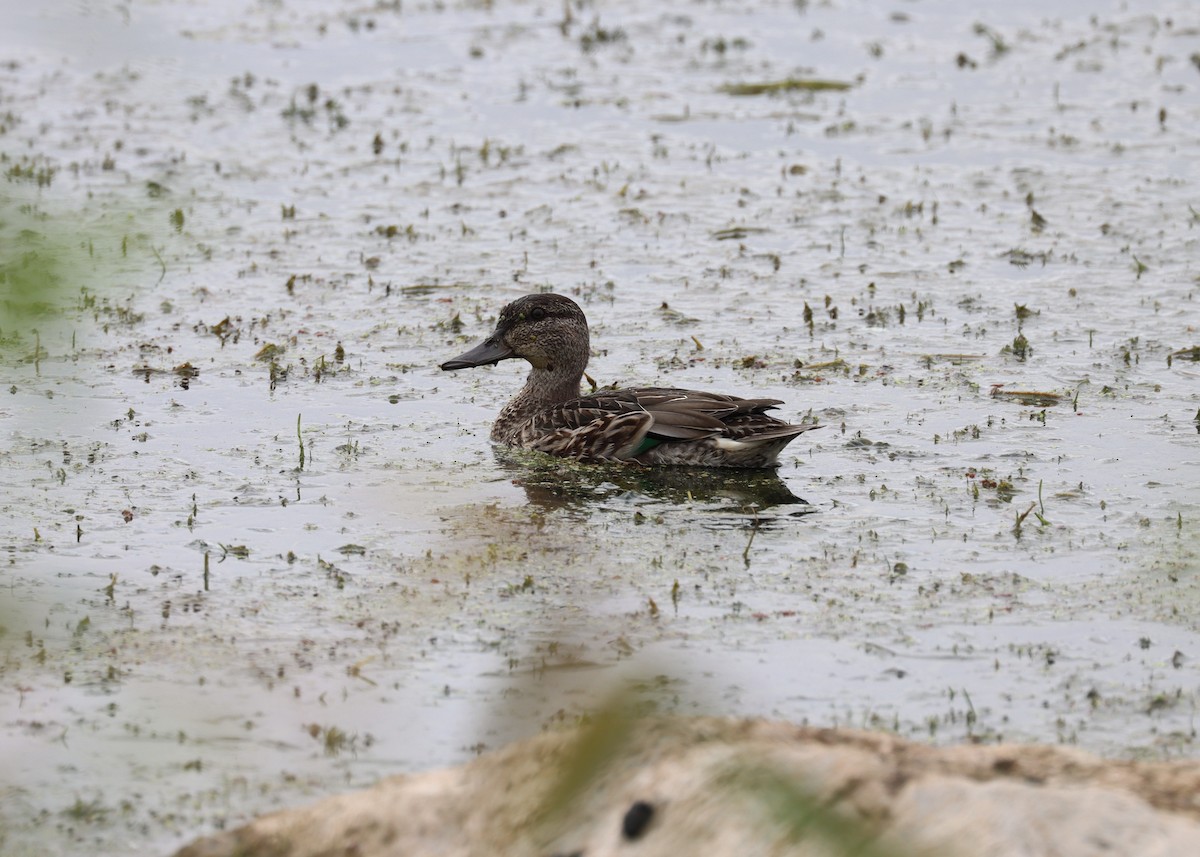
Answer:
(440, 293, 590, 374)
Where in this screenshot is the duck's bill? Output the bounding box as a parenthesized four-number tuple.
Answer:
(440, 336, 514, 370)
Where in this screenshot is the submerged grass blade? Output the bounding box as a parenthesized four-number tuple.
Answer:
(719, 78, 853, 96)
(297, 413, 305, 470)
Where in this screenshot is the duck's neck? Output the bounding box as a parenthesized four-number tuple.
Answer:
(492, 364, 584, 441)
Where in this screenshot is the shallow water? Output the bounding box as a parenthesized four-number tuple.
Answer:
(1, 0, 1198, 854)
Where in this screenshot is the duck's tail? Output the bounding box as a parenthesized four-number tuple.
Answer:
(714, 423, 821, 467)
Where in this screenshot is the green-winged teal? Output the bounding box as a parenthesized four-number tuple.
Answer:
(440, 293, 818, 467)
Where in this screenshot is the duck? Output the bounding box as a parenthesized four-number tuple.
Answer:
(439, 293, 819, 468)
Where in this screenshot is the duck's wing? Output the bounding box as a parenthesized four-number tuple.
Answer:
(628, 388, 820, 467)
(627, 387, 801, 439)
(544, 387, 799, 432)
(542, 388, 729, 439)
(527, 410, 654, 461)
(522, 391, 712, 460)
(526, 387, 814, 461)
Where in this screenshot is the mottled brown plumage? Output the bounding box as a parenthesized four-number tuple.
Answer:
(440, 294, 818, 467)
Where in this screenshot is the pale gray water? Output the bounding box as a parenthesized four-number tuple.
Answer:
(1, 0, 1198, 854)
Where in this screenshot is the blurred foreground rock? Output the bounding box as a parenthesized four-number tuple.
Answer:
(175, 718, 1200, 857)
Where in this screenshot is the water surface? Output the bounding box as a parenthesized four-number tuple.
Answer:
(1, 1, 1198, 854)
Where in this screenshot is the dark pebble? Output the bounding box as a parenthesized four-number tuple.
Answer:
(622, 800, 655, 840)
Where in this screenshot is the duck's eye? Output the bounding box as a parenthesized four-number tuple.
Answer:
(529, 307, 547, 321)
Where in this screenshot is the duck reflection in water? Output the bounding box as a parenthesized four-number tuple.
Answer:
(491, 446, 816, 517)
